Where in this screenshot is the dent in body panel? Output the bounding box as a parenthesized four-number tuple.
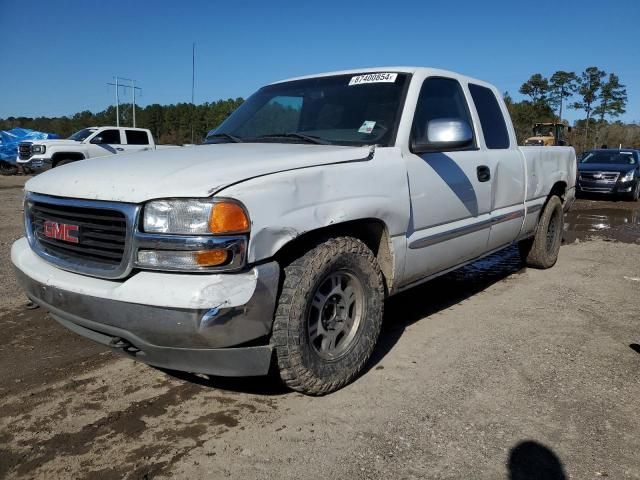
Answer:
(11, 238, 260, 310)
(196, 262, 280, 345)
(490, 150, 526, 211)
(218, 147, 411, 281)
(519, 201, 545, 239)
(521, 146, 576, 201)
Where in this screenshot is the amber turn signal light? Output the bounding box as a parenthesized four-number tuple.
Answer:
(196, 249, 229, 266)
(208, 201, 250, 234)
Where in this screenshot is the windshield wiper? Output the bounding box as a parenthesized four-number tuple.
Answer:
(255, 133, 331, 145)
(205, 133, 244, 143)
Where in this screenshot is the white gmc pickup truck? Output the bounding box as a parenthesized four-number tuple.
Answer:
(16, 126, 172, 171)
(12, 67, 576, 395)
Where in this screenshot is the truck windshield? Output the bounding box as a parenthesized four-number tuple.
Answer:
(533, 125, 555, 137)
(581, 151, 637, 165)
(68, 128, 97, 141)
(207, 73, 410, 147)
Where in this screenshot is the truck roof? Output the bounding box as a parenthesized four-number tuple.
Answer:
(271, 66, 495, 89)
(587, 148, 639, 153)
(86, 126, 150, 131)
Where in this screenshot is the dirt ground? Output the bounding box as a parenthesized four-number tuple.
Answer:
(1, 175, 639, 479)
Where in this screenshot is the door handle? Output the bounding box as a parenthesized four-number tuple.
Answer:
(116, 147, 124, 151)
(477, 165, 491, 182)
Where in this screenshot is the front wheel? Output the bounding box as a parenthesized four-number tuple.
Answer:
(0, 160, 18, 176)
(627, 181, 640, 201)
(519, 195, 564, 269)
(54, 159, 76, 168)
(272, 237, 385, 395)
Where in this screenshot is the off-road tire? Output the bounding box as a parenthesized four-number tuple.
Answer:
(54, 159, 75, 168)
(0, 161, 18, 176)
(519, 196, 563, 269)
(272, 237, 385, 395)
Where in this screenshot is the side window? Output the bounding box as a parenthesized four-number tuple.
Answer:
(96, 129, 122, 144)
(468, 84, 510, 149)
(411, 77, 474, 149)
(126, 130, 150, 145)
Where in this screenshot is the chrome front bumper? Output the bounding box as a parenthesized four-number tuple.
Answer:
(12, 239, 280, 377)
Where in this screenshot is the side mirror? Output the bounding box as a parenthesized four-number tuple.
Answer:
(412, 118, 473, 153)
(90, 136, 104, 144)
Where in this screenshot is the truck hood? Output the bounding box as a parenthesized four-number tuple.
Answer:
(578, 163, 636, 173)
(22, 139, 80, 147)
(25, 143, 373, 203)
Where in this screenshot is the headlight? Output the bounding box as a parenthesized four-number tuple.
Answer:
(620, 170, 635, 182)
(143, 198, 250, 235)
(137, 249, 230, 269)
(31, 145, 46, 155)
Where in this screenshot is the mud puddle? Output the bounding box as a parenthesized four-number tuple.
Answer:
(564, 206, 640, 244)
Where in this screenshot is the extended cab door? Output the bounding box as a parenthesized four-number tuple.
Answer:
(402, 77, 495, 285)
(123, 129, 153, 153)
(466, 84, 526, 251)
(87, 129, 125, 157)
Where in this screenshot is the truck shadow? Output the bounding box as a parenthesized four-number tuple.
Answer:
(159, 367, 288, 396)
(363, 245, 524, 375)
(167, 245, 524, 395)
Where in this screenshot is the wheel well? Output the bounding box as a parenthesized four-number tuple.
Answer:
(273, 219, 395, 293)
(52, 153, 84, 167)
(549, 181, 567, 202)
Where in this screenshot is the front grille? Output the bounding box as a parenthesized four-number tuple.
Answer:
(18, 143, 31, 160)
(25, 194, 139, 279)
(31, 202, 127, 266)
(579, 171, 619, 183)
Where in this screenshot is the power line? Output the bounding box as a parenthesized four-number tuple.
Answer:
(107, 77, 142, 127)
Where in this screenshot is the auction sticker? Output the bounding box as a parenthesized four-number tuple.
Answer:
(358, 121, 377, 134)
(349, 73, 397, 86)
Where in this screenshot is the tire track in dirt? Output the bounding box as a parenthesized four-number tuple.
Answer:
(0, 358, 283, 479)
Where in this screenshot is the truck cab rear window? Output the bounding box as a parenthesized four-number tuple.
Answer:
(98, 129, 122, 144)
(469, 84, 510, 149)
(126, 130, 150, 145)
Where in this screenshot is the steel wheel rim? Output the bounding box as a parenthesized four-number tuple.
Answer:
(546, 209, 559, 253)
(307, 270, 364, 360)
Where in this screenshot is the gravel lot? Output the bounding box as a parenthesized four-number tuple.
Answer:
(1, 175, 639, 479)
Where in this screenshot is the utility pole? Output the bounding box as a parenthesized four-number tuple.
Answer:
(132, 79, 137, 127)
(191, 43, 195, 144)
(107, 77, 141, 127)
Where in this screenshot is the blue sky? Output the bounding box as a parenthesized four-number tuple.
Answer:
(1, 0, 639, 124)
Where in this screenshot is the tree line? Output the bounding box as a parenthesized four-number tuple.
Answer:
(0, 99, 244, 145)
(506, 66, 632, 151)
(1, 68, 637, 152)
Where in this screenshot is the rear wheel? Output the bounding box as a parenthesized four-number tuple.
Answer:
(272, 237, 384, 395)
(519, 195, 564, 269)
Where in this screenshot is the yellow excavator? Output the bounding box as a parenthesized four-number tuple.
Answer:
(524, 122, 571, 146)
